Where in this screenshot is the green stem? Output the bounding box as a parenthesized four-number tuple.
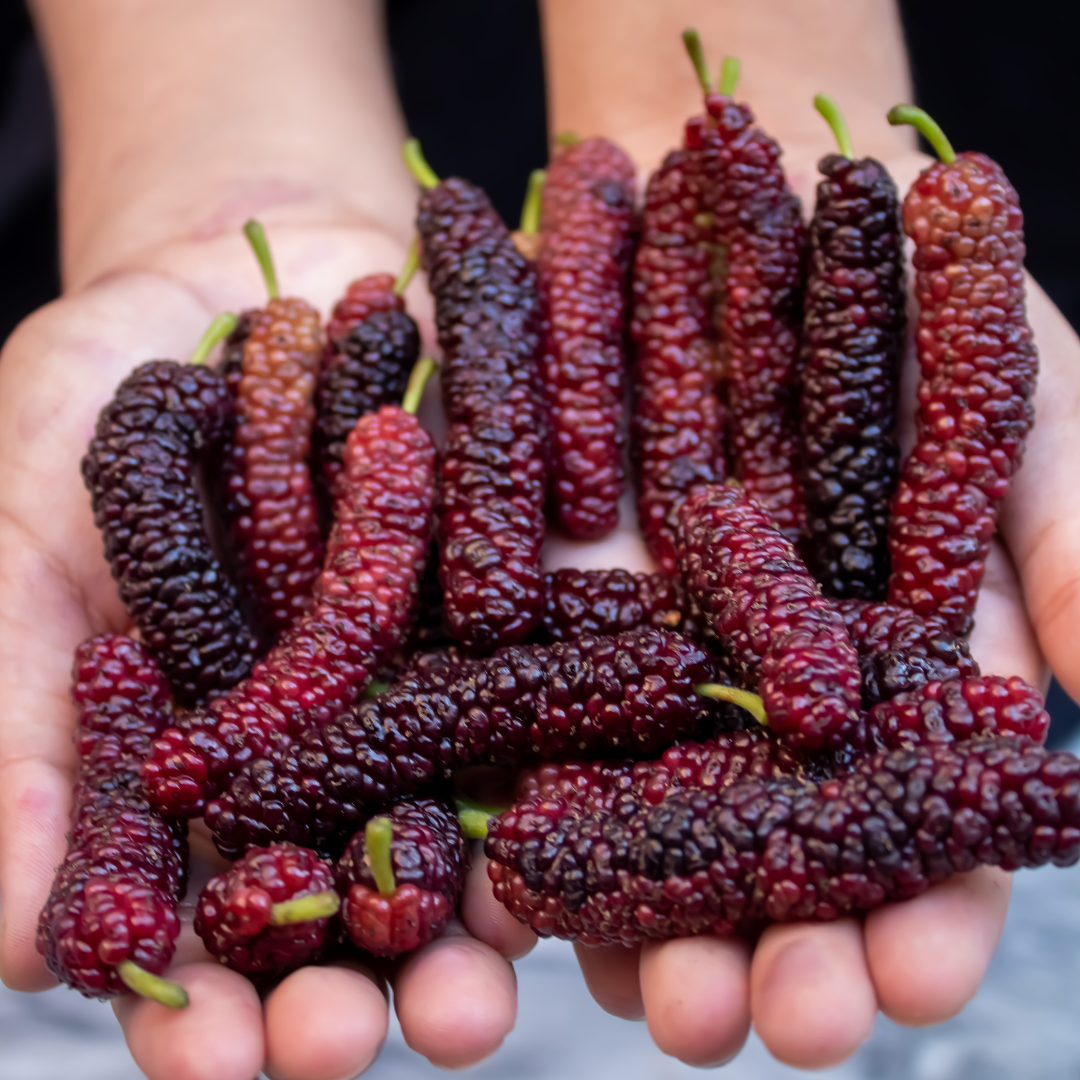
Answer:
(270, 889, 340, 925)
(394, 237, 420, 297)
(886, 104, 956, 164)
(681, 28, 713, 93)
(402, 357, 438, 415)
(519, 169, 546, 235)
(555, 130, 581, 148)
(242, 220, 279, 300)
(719, 56, 740, 96)
(117, 961, 189, 1009)
(695, 684, 767, 726)
(814, 93, 855, 160)
(454, 794, 506, 840)
(189, 313, 238, 366)
(402, 138, 440, 189)
(366, 816, 396, 896)
(365, 681, 390, 699)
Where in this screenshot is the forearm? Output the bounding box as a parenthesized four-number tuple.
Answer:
(540, 0, 916, 194)
(31, 0, 412, 291)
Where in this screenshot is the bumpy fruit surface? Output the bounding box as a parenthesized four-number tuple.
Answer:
(142, 405, 436, 818)
(418, 177, 547, 652)
(538, 137, 635, 539)
(207, 628, 719, 854)
(629, 150, 724, 572)
(38, 636, 186, 999)
(887, 153, 1037, 634)
(315, 274, 418, 493)
(195, 843, 336, 975)
(689, 92, 807, 538)
(82, 362, 256, 705)
(799, 155, 905, 598)
(223, 298, 324, 636)
(487, 735, 1080, 945)
(337, 798, 468, 957)
(678, 485, 861, 749)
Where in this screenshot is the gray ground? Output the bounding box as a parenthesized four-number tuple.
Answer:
(4, 774, 1079, 1080)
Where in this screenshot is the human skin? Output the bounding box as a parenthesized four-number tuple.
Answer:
(0, 0, 1077, 1076)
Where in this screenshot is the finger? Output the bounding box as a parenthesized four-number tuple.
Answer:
(114, 961, 264, 1080)
(749, 919, 876, 1069)
(264, 963, 389, 1080)
(639, 935, 751, 1066)
(392, 921, 517, 1068)
(573, 941, 644, 1020)
(0, 758, 69, 990)
(997, 278, 1080, 695)
(460, 849, 537, 961)
(865, 866, 1011, 1026)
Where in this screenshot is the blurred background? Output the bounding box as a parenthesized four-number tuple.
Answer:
(1, 0, 1078, 1077)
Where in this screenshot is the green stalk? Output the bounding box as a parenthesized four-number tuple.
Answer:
(695, 684, 767, 726)
(454, 794, 507, 840)
(242, 220, 279, 300)
(364, 681, 390, 699)
(117, 961, 189, 1009)
(365, 816, 396, 896)
(394, 237, 420, 297)
(270, 890, 340, 925)
(555, 131, 581, 148)
(814, 93, 855, 160)
(402, 138, 440, 189)
(401, 357, 438, 415)
(519, 169, 546, 235)
(682, 28, 713, 93)
(719, 56, 740, 96)
(189, 313, 238, 366)
(886, 104, 956, 164)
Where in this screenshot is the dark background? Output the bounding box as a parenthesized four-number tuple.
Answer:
(1, 0, 1077, 743)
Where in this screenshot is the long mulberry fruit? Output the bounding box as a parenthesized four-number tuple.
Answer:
(82, 334, 257, 706)
(220, 221, 324, 637)
(142, 362, 438, 818)
(798, 96, 905, 599)
(884, 107, 1038, 635)
(38, 636, 188, 1005)
(677, 484, 861, 750)
(337, 798, 468, 957)
(486, 735, 1080, 945)
(206, 628, 720, 855)
(537, 136, 635, 539)
(407, 141, 548, 652)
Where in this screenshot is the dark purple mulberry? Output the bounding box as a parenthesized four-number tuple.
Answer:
(81, 362, 256, 705)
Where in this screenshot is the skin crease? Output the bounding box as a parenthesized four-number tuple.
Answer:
(0, 0, 1076, 1076)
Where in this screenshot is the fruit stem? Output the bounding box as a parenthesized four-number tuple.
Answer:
(242, 220, 280, 301)
(189, 313, 238, 366)
(394, 237, 420, 297)
(366, 816, 396, 896)
(695, 684, 767, 726)
(887, 104, 956, 164)
(117, 961, 189, 1009)
(454, 795, 506, 840)
(555, 131, 581, 148)
(682, 28, 713, 93)
(270, 889, 340, 925)
(402, 138, 440, 189)
(814, 93, 855, 160)
(402, 357, 438, 415)
(719, 56, 740, 96)
(365, 681, 390, 699)
(518, 169, 546, 235)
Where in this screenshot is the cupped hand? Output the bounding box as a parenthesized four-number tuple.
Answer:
(0, 219, 539, 1080)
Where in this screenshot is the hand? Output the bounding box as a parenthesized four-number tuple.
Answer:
(545, 147, 1079, 1069)
(0, 221, 541, 1080)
